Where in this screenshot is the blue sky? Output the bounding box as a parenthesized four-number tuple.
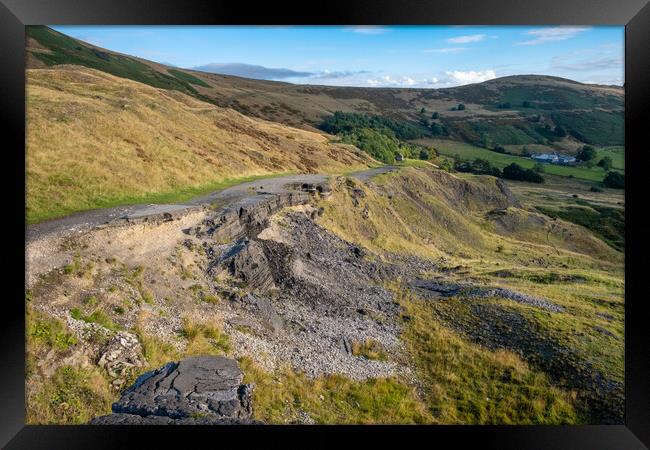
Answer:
(52, 25, 624, 87)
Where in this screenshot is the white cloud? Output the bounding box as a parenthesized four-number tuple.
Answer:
(401, 76, 416, 86)
(363, 70, 497, 88)
(424, 47, 467, 54)
(446, 34, 486, 44)
(552, 56, 623, 71)
(193, 63, 313, 79)
(365, 75, 421, 87)
(311, 69, 371, 80)
(580, 75, 624, 86)
(345, 26, 387, 35)
(516, 27, 590, 46)
(443, 70, 497, 84)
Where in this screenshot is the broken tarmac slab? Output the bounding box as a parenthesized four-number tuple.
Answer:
(89, 356, 259, 424)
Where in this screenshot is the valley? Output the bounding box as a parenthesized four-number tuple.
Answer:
(24, 26, 625, 426)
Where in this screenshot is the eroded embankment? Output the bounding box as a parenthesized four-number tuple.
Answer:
(26, 167, 624, 424)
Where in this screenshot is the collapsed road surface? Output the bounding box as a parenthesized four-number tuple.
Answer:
(26, 166, 399, 244)
(25, 161, 623, 425)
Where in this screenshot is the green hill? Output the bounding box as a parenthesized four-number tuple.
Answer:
(27, 26, 624, 150)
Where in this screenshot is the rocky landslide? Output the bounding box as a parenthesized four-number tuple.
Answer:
(27, 167, 623, 425)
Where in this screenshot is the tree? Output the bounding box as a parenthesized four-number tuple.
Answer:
(431, 112, 439, 120)
(454, 158, 501, 177)
(430, 123, 443, 135)
(521, 146, 531, 157)
(320, 111, 426, 140)
(522, 100, 532, 108)
(576, 145, 597, 162)
(439, 159, 454, 172)
(420, 107, 426, 114)
(502, 163, 525, 180)
(493, 144, 507, 154)
(554, 125, 567, 137)
(527, 170, 545, 183)
(533, 162, 545, 173)
(457, 103, 466, 111)
(502, 163, 544, 183)
(339, 128, 399, 164)
(603, 171, 624, 189)
(419, 148, 430, 160)
(597, 156, 613, 171)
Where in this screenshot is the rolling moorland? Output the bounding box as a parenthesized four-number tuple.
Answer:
(25, 26, 624, 425)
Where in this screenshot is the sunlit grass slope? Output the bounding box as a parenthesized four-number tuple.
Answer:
(26, 66, 372, 223)
(316, 166, 624, 423)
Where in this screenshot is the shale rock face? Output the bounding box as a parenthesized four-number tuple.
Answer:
(228, 238, 277, 293)
(89, 356, 259, 424)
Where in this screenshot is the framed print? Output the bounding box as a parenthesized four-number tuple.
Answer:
(1, 0, 649, 448)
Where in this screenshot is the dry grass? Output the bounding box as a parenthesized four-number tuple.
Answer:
(26, 365, 115, 424)
(180, 315, 231, 356)
(397, 290, 580, 424)
(319, 167, 622, 268)
(350, 339, 388, 361)
(240, 357, 432, 424)
(26, 66, 372, 223)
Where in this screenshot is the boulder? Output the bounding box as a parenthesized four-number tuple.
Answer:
(89, 356, 258, 424)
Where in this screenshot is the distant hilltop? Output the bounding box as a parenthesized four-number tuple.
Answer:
(27, 26, 623, 150)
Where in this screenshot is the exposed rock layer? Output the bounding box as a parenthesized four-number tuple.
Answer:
(90, 356, 259, 424)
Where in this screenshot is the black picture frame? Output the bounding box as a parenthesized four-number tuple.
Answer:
(2, 0, 649, 448)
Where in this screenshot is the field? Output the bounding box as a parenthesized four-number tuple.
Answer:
(597, 147, 625, 170)
(415, 138, 623, 183)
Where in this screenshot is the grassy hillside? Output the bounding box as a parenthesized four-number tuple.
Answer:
(320, 167, 621, 265)
(27, 26, 624, 151)
(317, 167, 623, 422)
(26, 66, 371, 223)
(27, 26, 209, 99)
